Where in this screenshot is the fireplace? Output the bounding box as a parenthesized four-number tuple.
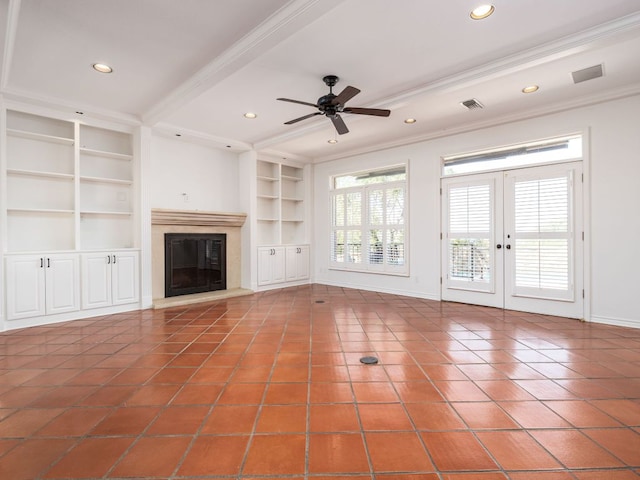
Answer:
(151, 209, 247, 307)
(164, 233, 226, 297)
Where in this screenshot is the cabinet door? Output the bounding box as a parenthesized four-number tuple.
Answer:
(285, 246, 310, 282)
(296, 246, 310, 280)
(45, 254, 80, 315)
(271, 247, 285, 284)
(5, 255, 46, 320)
(258, 247, 286, 286)
(258, 248, 274, 286)
(285, 247, 298, 282)
(111, 251, 139, 305)
(81, 253, 112, 309)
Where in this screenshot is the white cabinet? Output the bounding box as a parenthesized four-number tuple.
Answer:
(257, 247, 285, 286)
(5, 254, 80, 320)
(81, 251, 139, 310)
(258, 245, 309, 287)
(285, 245, 310, 282)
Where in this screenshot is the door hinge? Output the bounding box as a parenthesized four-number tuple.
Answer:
(440, 277, 443, 284)
(581, 173, 584, 183)
(440, 233, 443, 240)
(440, 187, 442, 195)
(582, 289, 585, 299)
(582, 231, 584, 241)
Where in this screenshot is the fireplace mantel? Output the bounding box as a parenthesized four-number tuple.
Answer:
(151, 209, 247, 227)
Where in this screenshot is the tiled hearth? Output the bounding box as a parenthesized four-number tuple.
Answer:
(151, 209, 251, 308)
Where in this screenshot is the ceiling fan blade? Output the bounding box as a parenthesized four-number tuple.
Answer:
(330, 114, 349, 135)
(277, 97, 319, 108)
(284, 112, 323, 125)
(343, 107, 391, 117)
(331, 86, 360, 105)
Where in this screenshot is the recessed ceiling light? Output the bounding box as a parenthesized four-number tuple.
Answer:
(404, 118, 417, 124)
(244, 112, 257, 119)
(522, 85, 539, 94)
(92, 63, 113, 73)
(470, 4, 494, 20)
(328, 139, 338, 144)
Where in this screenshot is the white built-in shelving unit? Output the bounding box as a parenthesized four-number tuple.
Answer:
(255, 159, 309, 287)
(2, 108, 139, 328)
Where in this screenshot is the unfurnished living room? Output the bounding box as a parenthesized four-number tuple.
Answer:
(0, 1, 639, 479)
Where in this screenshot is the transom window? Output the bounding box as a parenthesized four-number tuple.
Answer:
(443, 134, 582, 176)
(330, 165, 408, 275)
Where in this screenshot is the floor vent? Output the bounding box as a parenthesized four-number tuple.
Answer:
(461, 98, 484, 110)
(572, 64, 604, 84)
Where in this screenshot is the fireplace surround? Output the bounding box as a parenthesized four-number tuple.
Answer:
(151, 209, 247, 306)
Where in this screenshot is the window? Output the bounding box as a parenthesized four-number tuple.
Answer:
(443, 134, 582, 176)
(330, 165, 408, 275)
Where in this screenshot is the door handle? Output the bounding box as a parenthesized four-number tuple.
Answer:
(40, 258, 44, 268)
(47, 258, 50, 268)
(496, 244, 502, 249)
(505, 244, 511, 250)
(113, 255, 116, 264)
(107, 255, 111, 264)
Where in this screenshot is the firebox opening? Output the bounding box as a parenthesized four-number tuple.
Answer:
(164, 233, 226, 297)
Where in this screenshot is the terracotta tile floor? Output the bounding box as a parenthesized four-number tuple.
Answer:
(1, 284, 639, 479)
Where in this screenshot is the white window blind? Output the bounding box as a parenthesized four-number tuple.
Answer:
(330, 166, 407, 275)
(446, 181, 493, 291)
(512, 173, 573, 297)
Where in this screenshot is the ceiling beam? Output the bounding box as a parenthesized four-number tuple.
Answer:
(142, 0, 343, 126)
(1, 0, 22, 90)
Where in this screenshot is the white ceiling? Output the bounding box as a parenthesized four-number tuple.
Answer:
(2, 0, 640, 163)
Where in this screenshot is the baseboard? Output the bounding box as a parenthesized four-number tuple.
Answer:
(316, 279, 440, 301)
(590, 315, 640, 329)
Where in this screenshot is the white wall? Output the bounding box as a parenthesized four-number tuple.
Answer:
(313, 94, 640, 328)
(149, 134, 241, 212)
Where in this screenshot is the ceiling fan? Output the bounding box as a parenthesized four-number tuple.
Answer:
(277, 75, 391, 135)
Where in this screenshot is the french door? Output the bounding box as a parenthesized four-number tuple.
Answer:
(441, 162, 583, 318)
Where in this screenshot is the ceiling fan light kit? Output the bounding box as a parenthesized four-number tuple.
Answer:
(277, 75, 391, 135)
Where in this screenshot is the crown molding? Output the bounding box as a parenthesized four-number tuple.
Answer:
(312, 84, 640, 164)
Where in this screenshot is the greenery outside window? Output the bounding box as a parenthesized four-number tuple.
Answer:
(330, 165, 408, 275)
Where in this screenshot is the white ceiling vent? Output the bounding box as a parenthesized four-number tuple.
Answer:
(572, 64, 604, 84)
(461, 98, 484, 110)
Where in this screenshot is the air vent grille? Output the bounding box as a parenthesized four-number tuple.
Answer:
(461, 98, 484, 110)
(572, 64, 604, 84)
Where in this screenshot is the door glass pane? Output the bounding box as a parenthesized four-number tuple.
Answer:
(512, 172, 572, 299)
(449, 238, 491, 281)
(515, 177, 568, 233)
(515, 239, 568, 290)
(448, 183, 492, 287)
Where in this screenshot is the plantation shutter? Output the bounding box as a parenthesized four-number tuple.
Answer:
(511, 172, 574, 300)
(446, 180, 494, 292)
